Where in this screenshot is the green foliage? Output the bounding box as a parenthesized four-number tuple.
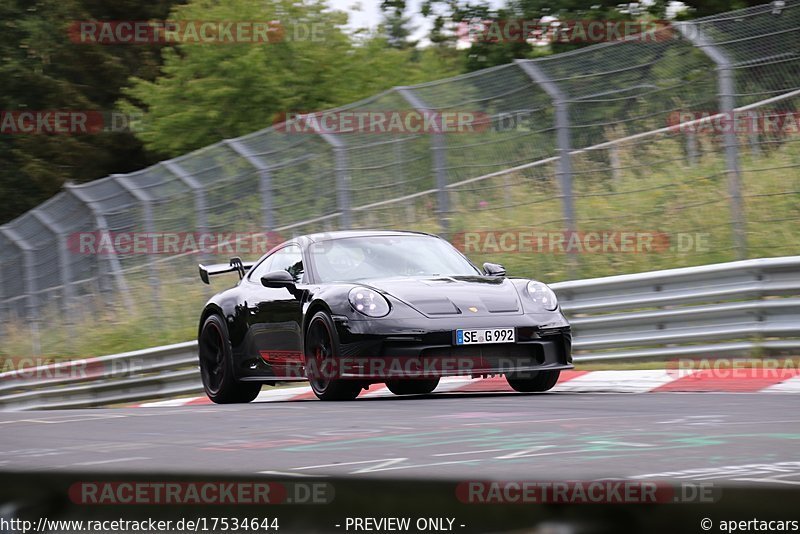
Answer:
(676, 0, 772, 19)
(0, 0, 181, 224)
(380, 0, 416, 49)
(121, 0, 464, 157)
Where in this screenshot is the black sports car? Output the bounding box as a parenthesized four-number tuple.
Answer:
(197, 230, 572, 402)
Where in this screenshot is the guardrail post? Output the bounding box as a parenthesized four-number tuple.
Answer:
(677, 22, 747, 259)
(30, 210, 74, 318)
(113, 174, 160, 305)
(163, 161, 210, 261)
(397, 87, 450, 237)
(224, 139, 275, 231)
(0, 226, 40, 355)
(515, 59, 577, 274)
(64, 183, 133, 309)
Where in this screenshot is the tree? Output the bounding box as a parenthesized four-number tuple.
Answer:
(380, 0, 415, 49)
(121, 0, 463, 156)
(677, 0, 773, 19)
(418, 0, 775, 72)
(0, 0, 181, 224)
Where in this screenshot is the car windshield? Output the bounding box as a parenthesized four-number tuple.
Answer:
(309, 235, 480, 282)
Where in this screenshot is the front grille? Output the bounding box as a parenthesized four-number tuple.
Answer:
(421, 343, 546, 369)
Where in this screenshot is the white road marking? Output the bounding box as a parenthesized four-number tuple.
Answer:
(494, 446, 555, 459)
(135, 398, 198, 407)
(253, 386, 314, 402)
(360, 385, 392, 398)
(348, 459, 480, 474)
(732, 475, 800, 486)
(462, 415, 649, 427)
(71, 456, 150, 466)
(0, 414, 127, 424)
(658, 415, 727, 425)
(763, 374, 800, 393)
(432, 449, 506, 457)
(126, 370, 800, 407)
(552, 370, 679, 393)
(630, 461, 800, 480)
(587, 441, 655, 448)
(257, 470, 325, 478)
(294, 458, 408, 473)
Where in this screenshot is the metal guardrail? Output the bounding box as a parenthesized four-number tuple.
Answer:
(553, 256, 800, 361)
(1, 256, 798, 410)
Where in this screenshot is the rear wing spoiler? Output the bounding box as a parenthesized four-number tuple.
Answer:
(199, 257, 255, 284)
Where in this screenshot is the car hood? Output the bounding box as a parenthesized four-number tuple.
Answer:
(366, 276, 523, 317)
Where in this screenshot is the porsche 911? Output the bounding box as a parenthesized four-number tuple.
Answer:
(197, 230, 572, 402)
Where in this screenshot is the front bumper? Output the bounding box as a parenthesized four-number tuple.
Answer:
(333, 317, 572, 379)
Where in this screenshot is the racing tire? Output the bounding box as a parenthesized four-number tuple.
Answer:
(386, 378, 440, 395)
(199, 314, 261, 404)
(506, 370, 560, 393)
(305, 311, 362, 401)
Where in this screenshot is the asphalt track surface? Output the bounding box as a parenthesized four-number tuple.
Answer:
(1, 392, 799, 482)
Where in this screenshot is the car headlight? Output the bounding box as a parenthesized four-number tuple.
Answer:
(348, 287, 391, 317)
(526, 281, 558, 311)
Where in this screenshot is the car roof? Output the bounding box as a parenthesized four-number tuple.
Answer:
(302, 230, 438, 243)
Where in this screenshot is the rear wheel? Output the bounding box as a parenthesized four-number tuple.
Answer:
(506, 370, 560, 393)
(386, 378, 440, 396)
(199, 314, 261, 404)
(305, 311, 362, 401)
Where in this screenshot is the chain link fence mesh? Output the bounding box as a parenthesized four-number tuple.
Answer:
(1, 1, 798, 353)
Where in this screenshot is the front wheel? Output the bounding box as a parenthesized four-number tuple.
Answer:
(386, 378, 440, 395)
(199, 314, 261, 404)
(305, 311, 362, 401)
(506, 370, 560, 393)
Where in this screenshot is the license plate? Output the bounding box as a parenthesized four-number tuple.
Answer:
(455, 328, 515, 345)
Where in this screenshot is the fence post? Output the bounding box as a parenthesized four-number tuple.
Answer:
(748, 110, 761, 157)
(301, 120, 351, 230)
(64, 183, 133, 309)
(30, 210, 73, 318)
(225, 139, 274, 231)
(396, 87, 450, 237)
(677, 22, 747, 259)
(113, 174, 160, 305)
(0, 226, 40, 355)
(163, 161, 210, 260)
(515, 59, 577, 274)
(686, 131, 698, 166)
(609, 144, 622, 186)
(0, 251, 5, 332)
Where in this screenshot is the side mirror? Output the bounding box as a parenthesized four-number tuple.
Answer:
(483, 262, 506, 277)
(261, 270, 296, 289)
